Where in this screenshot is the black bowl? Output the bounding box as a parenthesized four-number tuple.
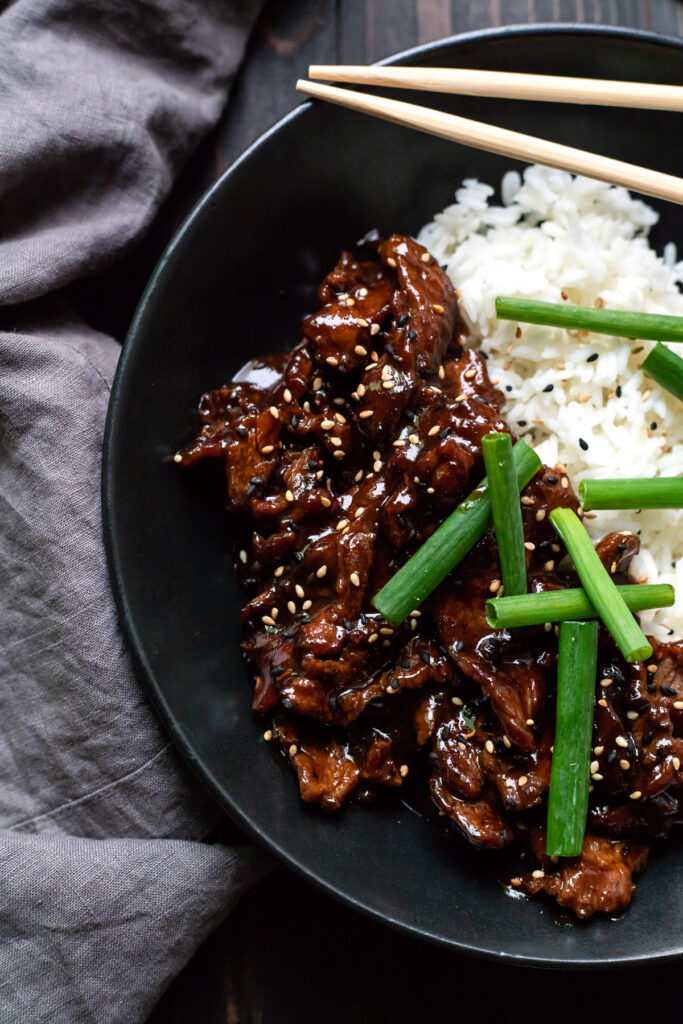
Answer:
(103, 25, 683, 966)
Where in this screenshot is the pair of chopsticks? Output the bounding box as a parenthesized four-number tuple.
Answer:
(296, 66, 683, 206)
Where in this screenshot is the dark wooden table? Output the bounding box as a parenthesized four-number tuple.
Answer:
(120, 1, 683, 1019)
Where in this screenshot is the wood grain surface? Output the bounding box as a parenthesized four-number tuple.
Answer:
(144, 1, 683, 1020)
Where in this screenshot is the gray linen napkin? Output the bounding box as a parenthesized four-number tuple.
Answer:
(0, 1, 274, 1021)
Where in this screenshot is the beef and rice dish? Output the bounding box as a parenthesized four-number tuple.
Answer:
(176, 230, 683, 920)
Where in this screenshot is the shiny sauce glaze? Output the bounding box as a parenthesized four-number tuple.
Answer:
(178, 232, 683, 918)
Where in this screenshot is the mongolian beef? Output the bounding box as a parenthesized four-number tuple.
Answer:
(176, 232, 683, 919)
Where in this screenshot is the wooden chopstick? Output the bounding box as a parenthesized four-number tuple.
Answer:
(295, 80, 683, 207)
(309, 65, 683, 112)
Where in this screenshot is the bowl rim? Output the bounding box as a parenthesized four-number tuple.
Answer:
(103, 22, 683, 969)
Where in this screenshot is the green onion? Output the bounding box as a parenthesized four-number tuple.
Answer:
(496, 296, 683, 344)
(546, 620, 598, 858)
(486, 583, 674, 630)
(642, 342, 683, 402)
(373, 439, 541, 625)
(549, 508, 652, 663)
(579, 477, 683, 511)
(482, 433, 527, 597)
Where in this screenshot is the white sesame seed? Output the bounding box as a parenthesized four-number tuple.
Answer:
(285, 489, 294, 503)
(427, 487, 435, 494)
(464, 368, 476, 379)
(489, 579, 501, 593)
(532, 869, 544, 879)
(510, 878, 522, 887)
(320, 496, 331, 508)
(387, 257, 397, 268)
(590, 760, 600, 774)
(525, 718, 534, 727)
(551, 543, 560, 553)
(313, 377, 323, 391)
(370, 323, 380, 336)
(524, 542, 536, 551)
(428, 425, 439, 437)
(350, 572, 361, 587)
(629, 790, 642, 800)
(544, 560, 555, 572)
(502, 736, 512, 749)
(173, 452, 182, 463)
(410, 618, 417, 630)
(287, 600, 296, 614)
(373, 460, 382, 473)
(316, 565, 328, 579)
(432, 303, 445, 314)
(326, 356, 339, 367)
(239, 549, 247, 564)
(263, 730, 273, 742)
(357, 383, 366, 398)
(336, 519, 348, 531)
(600, 678, 612, 688)
(321, 418, 334, 429)
(517, 775, 528, 788)
(451, 696, 463, 706)
(354, 507, 364, 519)
(594, 746, 604, 755)
(615, 736, 628, 748)
(261, 445, 274, 454)
(438, 365, 445, 380)
(271, 607, 279, 620)
(673, 701, 683, 710)
(619, 759, 631, 771)
(289, 744, 298, 757)
(345, 297, 355, 307)
(358, 287, 368, 297)
(359, 409, 374, 419)
(274, 566, 284, 577)
(485, 740, 495, 754)
(335, 412, 346, 424)
(356, 320, 369, 329)
(283, 388, 292, 403)
(393, 439, 406, 447)
(399, 764, 410, 777)
(368, 633, 378, 644)
(354, 344, 367, 356)
(302, 599, 312, 610)
(382, 380, 395, 390)
(330, 436, 343, 447)
(334, 450, 345, 460)
(295, 584, 304, 599)
(535, 509, 546, 522)
(674, 757, 681, 771)
(379, 627, 394, 635)
(626, 711, 639, 720)
(354, 470, 363, 483)
(409, 434, 419, 444)
(521, 496, 535, 506)
(262, 615, 275, 626)
(269, 406, 279, 418)
(420, 252, 430, 263)
(591, 773, 604, 781)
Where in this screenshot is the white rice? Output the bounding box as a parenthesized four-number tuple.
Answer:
(418, 165, 683, 639)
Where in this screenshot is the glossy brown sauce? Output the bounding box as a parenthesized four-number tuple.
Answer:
(178, 232, 683, 918)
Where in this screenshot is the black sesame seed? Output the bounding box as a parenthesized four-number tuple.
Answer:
(250, 476, 264, 485)
(650, 422, 657, 430)
(343, 619, 353, 630)
(290, 414, 299, 428)
(439, 428, 450, 440)
(247, 484, 257, 496)
(622, 844, 631, 857)
(642, 732, 653, 746)
(282, 629, 295, 639)
(546, 476, 559, 485)
(272, 666, 285, 677)
(405, 410, 416, 422)
(428, 752, 439, 762)
(579, 438, 589, 451)
(476, 396, 490, 406)
(328, 696, 339, 710)
(408, 329, 417, 341)
(542, 384, 554, 393)
(455, 640, 465, 652)
(505, 385, 513, 392)
(480, 351, 489, 360)
(396, 513, 406, 529)
(294, 551, 305, 562)
(420, 651, 431, 664)
(236, 425, 248, 437)
(385, 343, 395, 357)
(400, 659, 411, 670)
(607, 749, 618, 764)
(390, 679, 400, 691)
(647, 682, 656, 694)
(290, 521, 301, 532)
(397, 314, 409, 327)
(517, 420, 527, 427)
(307, 460, 318, 470)
(661, 685, 677, 696)
(281, 698, 294, 710)
(587, 353, 599, 362)
(616, 385, 622, 397)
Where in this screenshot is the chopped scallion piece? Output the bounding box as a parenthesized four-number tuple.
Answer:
(482, 433, 527, 597)
(495, 297, 683, 344)
(641, 342, 683, 402)
(373, 439, 541, 625)
(486, 583, 674, 629)
(579, 477, 683, 510)
(549, 508, 652, 663)
(546, 620, 598, 857)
